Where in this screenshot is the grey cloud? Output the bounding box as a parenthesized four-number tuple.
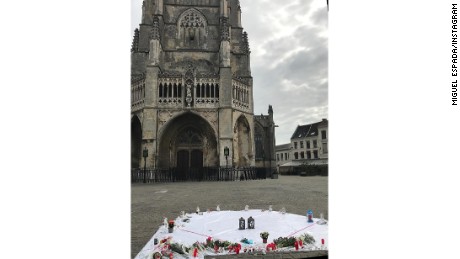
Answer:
(311, 6, 328, 28)
(252, 24, 328, 143)
(241, 14, 273, 48)
(283, 48, 328, 86)
(293, 25, 327, 49)
(253, 26, 328, 104)
(286, 0, 314, 15)
(254, 25, 327, 72)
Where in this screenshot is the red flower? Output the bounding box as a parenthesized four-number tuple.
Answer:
(266, 243, 277, 251)
(234, 243, 241, 254)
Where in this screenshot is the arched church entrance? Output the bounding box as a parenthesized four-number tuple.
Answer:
(131, 116, 142, 168)
(176, 128, 204, 179)
(158, 112, 218, 180)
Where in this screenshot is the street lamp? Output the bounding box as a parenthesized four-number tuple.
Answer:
(224, 146, 229, 168)
(143, 146, 148, 183)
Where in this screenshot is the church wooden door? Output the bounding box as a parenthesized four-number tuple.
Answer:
(190, 150, 203, 169)
(176, 150, 189, 180)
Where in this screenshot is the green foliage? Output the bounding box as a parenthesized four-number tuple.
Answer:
(211, 240, 231, 248)
(260, 232, 269, 239)
(299, 163, 328, 176)
(273, 236, 296, 248)
(299, 233, 315, 245)
(220, 240, 232, 247)
(170, 243, 186, 254)
(192, 241, 204, 249)
(273, 234, 315, 248)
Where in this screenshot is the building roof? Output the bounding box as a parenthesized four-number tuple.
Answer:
(291, 119, 328, 140)
(275, 143, 291, 151)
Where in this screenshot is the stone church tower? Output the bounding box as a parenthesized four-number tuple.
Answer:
(131, 0, 276, 177)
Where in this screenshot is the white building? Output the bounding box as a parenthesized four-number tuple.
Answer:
(275, 119, 328, 172)
(275, 143, 291, 166)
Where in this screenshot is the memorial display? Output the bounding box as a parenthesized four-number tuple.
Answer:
(134, 208, 328, 259)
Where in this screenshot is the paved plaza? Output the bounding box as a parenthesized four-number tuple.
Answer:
(131, 176, 328, 258)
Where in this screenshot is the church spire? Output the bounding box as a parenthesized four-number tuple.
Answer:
(131, 28, 139, 52)
(150, 16, 160, 40)
(220, 17, 230, 41)
(242, 31, 250, 54)
(148, 16, 161, 65)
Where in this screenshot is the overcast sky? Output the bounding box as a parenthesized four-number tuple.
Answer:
(131, 0, 328, 145)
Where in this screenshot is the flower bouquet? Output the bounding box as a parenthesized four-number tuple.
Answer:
(260, 232, 269, 243)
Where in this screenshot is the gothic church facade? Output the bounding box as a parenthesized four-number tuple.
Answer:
(131, 0, 275, 176)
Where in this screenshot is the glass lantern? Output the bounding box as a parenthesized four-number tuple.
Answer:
(247, 216, 255, 229)
(239, 217, 245, 230)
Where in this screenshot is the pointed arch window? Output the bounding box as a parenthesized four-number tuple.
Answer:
(177, 9, 208, 49)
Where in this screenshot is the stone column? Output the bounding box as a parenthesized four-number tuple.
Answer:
(219, 67, 232, 167)
(267, 105, 276, 175)
(220, 0, 228, 17)
(218, 4, 233, 167)
(143, 58, 159, 167)
(154, 0, 163, 15)
(247, 114, 256, 167)
(237, 5, 242, 27)
(220, 40, 230, 67)
(148, 17, 161, 66)
(142, 107, 157, 168)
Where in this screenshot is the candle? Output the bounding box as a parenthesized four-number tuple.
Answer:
(193, 248, 198, 257)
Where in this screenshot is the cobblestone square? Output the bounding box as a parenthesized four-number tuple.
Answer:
(131, 176, 328, 258)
